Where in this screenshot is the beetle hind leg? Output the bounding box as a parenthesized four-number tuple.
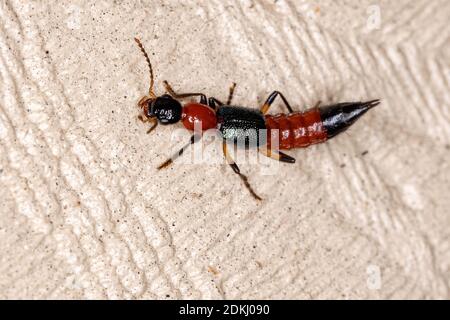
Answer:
(258, 148, 296, 163)
(260, 91, 294, 114)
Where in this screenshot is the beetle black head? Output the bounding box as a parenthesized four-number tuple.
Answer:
(135, 37, 183, 127)
(147, 94, 182, 124)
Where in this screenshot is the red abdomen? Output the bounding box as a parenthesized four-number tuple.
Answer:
(265, 108, 327, 149)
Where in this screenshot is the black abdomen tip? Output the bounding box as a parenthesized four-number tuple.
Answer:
(320, 100, 380, 138)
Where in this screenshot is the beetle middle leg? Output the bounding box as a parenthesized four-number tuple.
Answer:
(208, 97, 224, 110)
(158, 134, 202, 169)
(163, 80, 208, 105)
(222, 141, 262, 201)
(227, 82, 237, 105)
(208, 82, 237, 110)
(260, 91, 295, 114)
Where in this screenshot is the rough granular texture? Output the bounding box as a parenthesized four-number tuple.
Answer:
(0, 0, 449, 299)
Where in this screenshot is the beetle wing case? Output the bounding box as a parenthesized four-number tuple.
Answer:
(216, 106, 267, 148)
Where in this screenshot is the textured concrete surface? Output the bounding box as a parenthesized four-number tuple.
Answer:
(0, 0, 449, 299)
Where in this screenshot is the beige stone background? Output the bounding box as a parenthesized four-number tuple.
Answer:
(0, 0, 449, 299)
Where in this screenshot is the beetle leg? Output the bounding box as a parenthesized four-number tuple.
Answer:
(138, 96, 150, 110)
(138, 114, 158, 134)
(146, 118, 158, 134)
(222, 141, 262, 201)
(137, 114, 147, 122)
(208, 97, 224, 111)
(209, 82, 236, 109)
(227, 82, 237, 105)
(258, 147, 296, 163)
(157, 134, 201, 169)
(163, 80, 207, 104)
(260, 91, 294, 114)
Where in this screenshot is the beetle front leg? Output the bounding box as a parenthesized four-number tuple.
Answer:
(138, 114, 158, 134)
(163, 80, 208, 105)
(158, 134, 202, 169)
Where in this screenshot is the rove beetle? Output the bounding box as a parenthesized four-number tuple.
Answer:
(134, 38, 380, 200)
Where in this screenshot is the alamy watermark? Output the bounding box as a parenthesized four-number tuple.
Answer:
(365, 5, 381, 33)
(366, 264, 382, 290)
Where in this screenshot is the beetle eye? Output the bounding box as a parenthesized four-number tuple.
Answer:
(145, 100, 153, 117)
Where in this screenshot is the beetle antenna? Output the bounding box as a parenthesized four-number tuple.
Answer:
(134, 37, 155, 98)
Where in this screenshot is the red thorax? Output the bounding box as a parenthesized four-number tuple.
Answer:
(181, 103, 217, 131)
